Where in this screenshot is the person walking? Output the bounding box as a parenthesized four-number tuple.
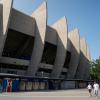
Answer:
(87, 83, 92, 97)
(93, 82, 99, 97)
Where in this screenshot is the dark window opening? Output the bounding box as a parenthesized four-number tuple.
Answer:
(38, 68, 52, 73)
(0, 63, 28, 70)
(2, 29, 34, 60)
(63, 51, 71, 68)
(61, 72, 67, 75)
(60, 72, 68, 79)
(41, 42, 57, 65)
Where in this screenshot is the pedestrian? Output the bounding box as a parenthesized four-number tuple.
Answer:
(93, 81, 99, 97)
(87, 83, 92, 97)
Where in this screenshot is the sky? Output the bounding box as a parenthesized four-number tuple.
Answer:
(13, 0, 100, 60)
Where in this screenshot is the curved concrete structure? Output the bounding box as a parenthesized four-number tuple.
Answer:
(9, 9, 36, 37)
(0, 0, 13, 56)
(0, 3, 3, 37)
(87, 44, 91, 61)
(0, 3, 2, 18)
(46, 26, 57, 45)
(67, 28, 80, 79)
(50, 16, 68, 78)
(0, 1, 91, 80)
(83, 44, 91, 79)
(27, 1, 47, 76)
(75, 38, 87, 79)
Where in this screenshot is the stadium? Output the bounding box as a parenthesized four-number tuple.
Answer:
(0, 0, 91, 92)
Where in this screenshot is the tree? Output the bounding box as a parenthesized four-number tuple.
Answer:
(90, 57, 100, 80)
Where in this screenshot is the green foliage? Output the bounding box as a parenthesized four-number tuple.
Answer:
(90, 57, 100, 80)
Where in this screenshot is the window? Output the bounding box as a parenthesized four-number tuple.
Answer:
(2, 29, 34, 60)
(41, 42, 57, 65)
(63, 51, 71, 68)
(0, 63, 28, 70)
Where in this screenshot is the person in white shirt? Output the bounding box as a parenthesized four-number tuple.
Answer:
(93, 82, 99, 97)
(87, 83, 92, 96)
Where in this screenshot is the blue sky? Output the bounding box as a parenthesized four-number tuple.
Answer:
(13, 0, 100, 60)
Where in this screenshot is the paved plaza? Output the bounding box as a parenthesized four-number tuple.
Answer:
(0, 89, 100, 100)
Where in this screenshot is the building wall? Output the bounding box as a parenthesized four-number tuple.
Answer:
(67, 29, 80, 79)
(75, 38, 88, 79)
(0, 57, 29, 66)
(27, 1, 47, 76)
(0, 0, 13, 56)
(0, 68, 26, 75)
(0, 1, 91, 79)
(50, 17, 68, 78)
(83, 44, 91, 79)
(46, 26, 57, 45)
(9, 9, 35, 37)
(0, 3, 2, 20)
(0, 3, 3, 39)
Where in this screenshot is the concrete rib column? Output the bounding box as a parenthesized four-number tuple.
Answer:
(67, 29, 80, 79)
(87, 44, 91, 61)
(50, 16, 68, 78)
(0, 3, 3, 40)
(0, 2, 3, 21)
(27, 2, 47, 76)
(75, 38, 87, 79)
(0, 0, 13, 56)
(83, 44, 91, 79)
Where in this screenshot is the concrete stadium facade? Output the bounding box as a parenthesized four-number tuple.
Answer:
(0, 0, 91, 80)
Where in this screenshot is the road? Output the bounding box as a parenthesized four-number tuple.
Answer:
(0, 89, 100, 100)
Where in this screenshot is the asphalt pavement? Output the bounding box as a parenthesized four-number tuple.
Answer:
(0, 89, 100, 100)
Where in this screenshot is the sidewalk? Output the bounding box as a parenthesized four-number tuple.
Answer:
(0, 89, 100, 100)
